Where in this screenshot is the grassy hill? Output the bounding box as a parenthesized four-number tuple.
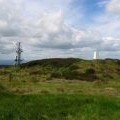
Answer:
(0, 58, 119, 94)
(0, 58, 120, 120)
(20, 58, 120, 81)
(0, 58, 120, 82)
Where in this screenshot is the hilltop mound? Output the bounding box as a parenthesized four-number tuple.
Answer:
(20, 58, 120, 81)
(22, 58, 80, 67)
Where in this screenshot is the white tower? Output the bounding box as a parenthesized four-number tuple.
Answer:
(93, 50, 99, 60)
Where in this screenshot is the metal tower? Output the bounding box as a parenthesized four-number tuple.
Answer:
(15, 42, 23, 65)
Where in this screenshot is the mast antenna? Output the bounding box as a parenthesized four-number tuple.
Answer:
(15, 42, 23, 65)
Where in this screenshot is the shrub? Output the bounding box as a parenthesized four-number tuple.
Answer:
(69, 65, 79, 70)
(29, 70, 41, 75)
(50, 72, 62, 78)
(0, 84, 6, 92)
(62, 69, 80, 80)
(85, 68, 95, 74)
(30, 76, 39, 83)
(0, 70, 10, 75)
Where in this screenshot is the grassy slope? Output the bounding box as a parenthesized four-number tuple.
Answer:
(1, 58, 120, 81)
(0, 58, 120, 120)
(0, 58, 120, 95)
(21, 58, 120, 81)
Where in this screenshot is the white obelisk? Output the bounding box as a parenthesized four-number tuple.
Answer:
(93, 50, 99, 60)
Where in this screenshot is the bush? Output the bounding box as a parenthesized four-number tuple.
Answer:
(50, 72, 62, 78)
(0, 84, 6, 92)
(29, 70, 41, 75)
(69, 65, 79, 70)
(62, 68, 80, 80)
(30, 76, 39, 83)
(85, 68, 95, 74)
(0, 70, 10, 75)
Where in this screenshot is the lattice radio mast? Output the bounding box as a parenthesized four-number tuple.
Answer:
(15, 42, 23, 65)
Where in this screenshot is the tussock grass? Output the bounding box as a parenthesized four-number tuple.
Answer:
(21, 58, 120, 81)
(0, 93, 120, 120)
(0, 58, 120, 120)
(0, 58, 120, 95)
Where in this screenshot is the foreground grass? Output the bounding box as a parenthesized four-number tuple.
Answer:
(0, 92, 120, 120)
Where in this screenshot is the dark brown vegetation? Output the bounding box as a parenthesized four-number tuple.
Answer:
(20, 58, 120, 81)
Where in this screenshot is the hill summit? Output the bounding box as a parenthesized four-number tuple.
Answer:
(21, 58, 120, 81)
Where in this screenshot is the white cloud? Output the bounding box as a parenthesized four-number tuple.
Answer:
(0, 20, 7, 29)
(89, 0, 120, 47)
(106, 0, 120, 13)
(0, 0, 100, 52)
(0, 0, 120, 60)
(97, 0, 109, 7)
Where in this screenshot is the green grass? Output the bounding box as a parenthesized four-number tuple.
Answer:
(0, 92, 120, 120)
(1, 58, 120, 82)
(0, 79, 120, 96)
(0, 58, 120, 120)
(19, 58, 120, 81)
(0, 58, 120, 95)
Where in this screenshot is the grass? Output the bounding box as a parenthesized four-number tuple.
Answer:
(21, 58, 120, 81)
(1, 58, 120, 82)
(0, 92, 120, 120)
(0, 58, 120, 120)
(0, 77, 120, 96)
(0, 58, 120, 95)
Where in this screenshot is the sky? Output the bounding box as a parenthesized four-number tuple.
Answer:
(0, 0, 120, 61)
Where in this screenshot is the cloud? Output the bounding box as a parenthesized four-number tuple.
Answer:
(0, 0, 100, 52)
(106, 0, 120, 13)
(97, 0, 109, 7)
(0, 0, 120, 60)
(90, 0, 120, 41)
